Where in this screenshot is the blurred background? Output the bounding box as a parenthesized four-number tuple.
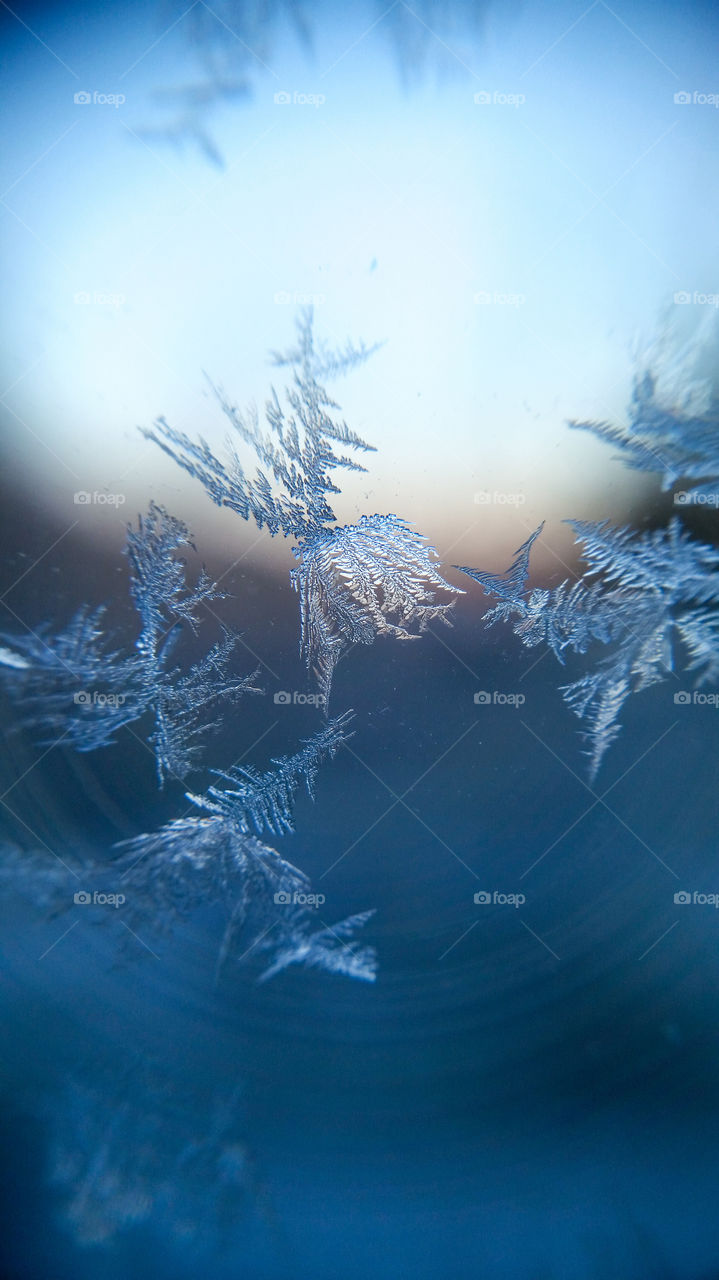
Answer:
(2, 0, 719, 1276)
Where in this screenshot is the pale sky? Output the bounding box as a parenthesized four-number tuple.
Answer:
(2, 0, 718, 574)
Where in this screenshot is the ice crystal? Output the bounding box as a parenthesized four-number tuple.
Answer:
(458, 320, 719, 779)
(292, 515, 458, 704)
(144, 311, 460, 702)
(0, 503, 260, 784)
(115, 715, 375, 983)
(115, 817, 377, 984)
(143, 312, 379, 540)
(569, 322, 719, 501)
(0, 701, 375, 985)
(186, 711, 354, 835)
(256, 908, 377, 983)
(0, 816, 377, 986)
(457, 518, 719, 780)
(138, 1, 486, 167)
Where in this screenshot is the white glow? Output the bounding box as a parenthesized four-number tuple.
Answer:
(2, 0, 717, 566)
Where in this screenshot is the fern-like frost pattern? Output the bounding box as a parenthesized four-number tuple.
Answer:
(144, 311, 460, 703)
(0, 714, 376, 984)
(115, 712, 376, 982)
(458, 518, 719, 780)
(0, 503, 260, 784)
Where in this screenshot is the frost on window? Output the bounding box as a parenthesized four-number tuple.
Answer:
(0, 714, 377, 986)
(0, 483, 377, 985)
(144, 310, 460, 704)
(113, 712, 376, 984)
(457, 330, 719, 781)
(185, 711, 354, 835)
(135, 0, 489, 168)
(118, 712, 375, 983)
(0, 502, 261, 785)
(569, 319, 719, 504)
(116, 818, 377, 984)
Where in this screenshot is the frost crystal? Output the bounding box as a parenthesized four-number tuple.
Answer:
(458, 518, 719, 780)
(143, 311, 379, 540)
(570, 353, 719, 501)
(186, 711, 354, 835)
(256, 908, 377, 984)
(292, 515, 458, 704)
(115, 816, 377, 984)
(114, 712, 376, 983)
(458, 322, 719, 779)
(0, 694, 376, 985)
(0, 503, 261, 785)
(144, 310, 460, 702)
